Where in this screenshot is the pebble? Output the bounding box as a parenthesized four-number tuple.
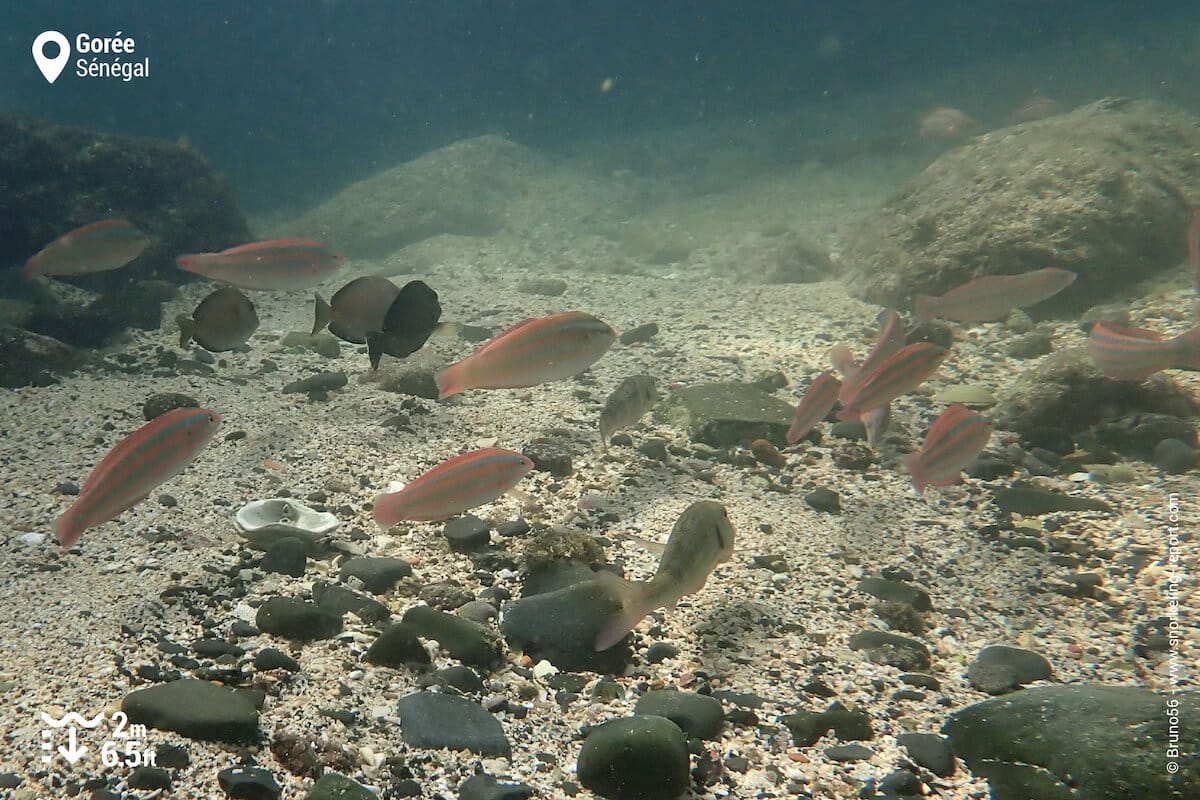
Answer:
(281, 331, 341, 358)
(260, 536, 308, 577)
(443, 514, 492, 552)
(645, 641, 679, 663)
(896, 732, 956, 777)
(847, 630, 931, 670)
(523, 440, 573, 477)
(516, 278, 568, 296)
(397, 691, 512, 756)
(402, 605, 503, 668)
(339, 556, 413, 594)
(142, 391, 198, 421)
(304, 773, 376, 800)
(253, 648, 300, 672)
(365, 623, 432, 668)
(122, 679, 260, 742)
(459, 772, 535, 800)
(825, 743, 872, 762)
(992, 486, 1112, 515)
(619, 322, 659, 346)
(1154, 438, 1198, 474)
(633, 689, 725, 739)
(217, 766, 280, 800)
(967, 644, 1052, 694)
(256, 597, 343, 641)
(127, 766, 172, 790)
(804, 487, 841, 513)
(856, 577, 932, 611)
(312, 581, 391, 623)
(780, 705, 873, 747)
(576, 715, 690, 800)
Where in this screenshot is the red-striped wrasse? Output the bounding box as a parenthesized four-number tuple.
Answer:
(1087, 321, 1200, 380)
(839, 343, 948, 419)
(177, 239, 345, 291)
(23, 219, 151, 277)
(787, 372, 841, 445)
(56, 408, 222, 546)
(837, 309, 905, 404)
(435, 311, 616, 399)
(906, 403, 993, 493)
(373, 447, 535, 525)
(914, 268, 1076, 323)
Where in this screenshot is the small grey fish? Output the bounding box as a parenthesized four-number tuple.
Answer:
(176, 287, 258, 352)
(312, 276, 401, 344)
(598, 374, 659, 448)
(594, 500, 736, 651)
(366, 279, 443, 370)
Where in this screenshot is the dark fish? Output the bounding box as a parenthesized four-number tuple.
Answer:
(366, 280, 443, 370)
(312, 276, 401, 344)
(176, 287, 259, 352)
(599, 375, 659, 448)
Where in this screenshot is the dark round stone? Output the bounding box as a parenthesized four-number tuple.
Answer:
(260, 537, 308, 578)
(577, 715, 689, 800)
(443, 514, 491, 552)
(253, 648, 300, 672)
(216, 766, 280, 800)
(142, 392, 198, 421)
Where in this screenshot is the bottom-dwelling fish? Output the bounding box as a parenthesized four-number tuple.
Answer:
(177, 287, 259, 352)
(56, 407, 222, 546)
(906, 403, 993, 493)
(373, 447, 534, 525)
(594, 500, 736, 651)
(1087, 321, 1200, 380)
(599, 375, 659, 449)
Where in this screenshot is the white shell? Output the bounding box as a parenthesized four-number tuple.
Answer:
(234, 498, 339, 550)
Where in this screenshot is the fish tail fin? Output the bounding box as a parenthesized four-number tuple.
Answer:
(312, 292, 332, 336)
(175, 255, 197, 272)
(905, 452, 929, 494)
(434, 365, 463, 399)
(366, 331, 385, 371)
(55, 506, 85, 547)
(913, 295, 936, 323)
(176, 314, 194, 348)
(593, 572, 648, 652)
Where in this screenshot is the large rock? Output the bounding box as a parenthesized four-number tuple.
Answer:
(285, 136, 545, 260)
(0, 324, 81, 387)
(943, 685, 1199, 799)
(843, 98, 1200, 313)
(0, 113, 250, 294)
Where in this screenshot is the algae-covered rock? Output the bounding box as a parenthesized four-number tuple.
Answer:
(844, 98, 1200, 313)
(943, 685, 1200, 799)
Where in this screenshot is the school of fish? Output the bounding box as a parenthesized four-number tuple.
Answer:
(23, 209, 1200, 649)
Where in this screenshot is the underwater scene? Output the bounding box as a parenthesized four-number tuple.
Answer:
(1, 1, 1198, 798)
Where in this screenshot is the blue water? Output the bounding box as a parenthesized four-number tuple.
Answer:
(0, 1, 1193, 212)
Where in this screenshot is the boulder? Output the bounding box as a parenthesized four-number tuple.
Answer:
(843, 98, 1200, 313)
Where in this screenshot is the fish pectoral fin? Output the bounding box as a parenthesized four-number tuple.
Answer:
(592, 571, 647, 652)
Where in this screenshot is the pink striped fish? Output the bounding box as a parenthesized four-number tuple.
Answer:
(23, 219, 151, 278)
(839, 343, 948, 419)
(787, 372, 841, 444)
(435, 311, 616, 399)
(373, 447, 534, 525)
(914, 268, 1076, 323)
(176, 239, 345, 291)
(906, 404, 993, 493)
(837, 310, 905, 404)
(56, 408, 222, 547)
(1087, 321, 1200, 380)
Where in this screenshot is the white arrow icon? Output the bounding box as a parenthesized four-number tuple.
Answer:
(32, 31, 70, 84)
(57, 727, 88, 764)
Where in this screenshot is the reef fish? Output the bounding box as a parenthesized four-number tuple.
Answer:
(914, 268, 1076, 323)
(786, 372, 841, 445)
(366, 279, 443, 370)
(1087, 321, 1200, 380)
(594, 500, 736, 651)
(312, 276, 401, 344)
(836, 309, 905, 404)
(177, 287, 259, 352)
(906, 403, 993, 493)
(373, 447, 534, 525)
(176, 239, 345, 291)
(435, 311, 617, 399)
(839, 343, 948, 419)
(55, 407, 222, 547)
(599, 375, 659, 448)
(23, 219, 151, 278)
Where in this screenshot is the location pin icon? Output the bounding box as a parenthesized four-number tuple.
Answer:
(32, 31, 70, 84)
